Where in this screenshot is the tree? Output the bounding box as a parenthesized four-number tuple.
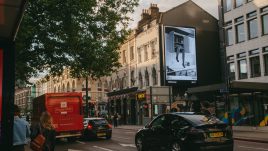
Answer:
(15, 0, 139, 82)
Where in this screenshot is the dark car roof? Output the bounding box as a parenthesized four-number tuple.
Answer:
(171, 112, 224, 126)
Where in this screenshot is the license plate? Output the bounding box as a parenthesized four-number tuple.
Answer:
(209, 132, 223, 138)
(97, 133, 106, 137)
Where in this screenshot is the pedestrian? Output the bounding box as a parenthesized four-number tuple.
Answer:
(113, 113, 118, 128)
(31, 111, 56, 151)
(12, 104, 30, 151)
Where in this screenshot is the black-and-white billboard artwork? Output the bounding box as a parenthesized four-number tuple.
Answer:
(164, 26, 197, 81)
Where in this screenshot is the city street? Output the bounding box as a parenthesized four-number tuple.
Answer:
(42, 128, 268, 151)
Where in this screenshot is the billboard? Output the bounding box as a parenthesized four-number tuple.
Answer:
(164, 26, 197, 81)
(0, 49, 2, 142)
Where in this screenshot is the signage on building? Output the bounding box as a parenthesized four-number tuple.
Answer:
(136, 92, 146, 101)
(0, 49, 2, 141)
(164, 26, 197, 81)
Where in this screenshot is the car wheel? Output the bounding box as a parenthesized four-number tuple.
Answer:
(170, 142, 182, 151)
(135, 136, 145, 151)
(106, 133, 112, 139)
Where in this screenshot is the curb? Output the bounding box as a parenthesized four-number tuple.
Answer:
(234, 137, 268, 144)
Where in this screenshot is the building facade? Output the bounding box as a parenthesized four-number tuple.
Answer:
(222, 0, 268, 129)
(14, 87, 36, 116)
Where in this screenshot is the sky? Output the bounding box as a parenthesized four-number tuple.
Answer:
(128, 0, 219, 29)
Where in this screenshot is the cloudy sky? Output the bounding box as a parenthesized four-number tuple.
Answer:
(128, 0, 219, 29)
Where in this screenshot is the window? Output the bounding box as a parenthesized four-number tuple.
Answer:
(227, 55, 234, 61)
(248, 18, 258, 39)
(130, 46, 134, 60)
(151, 41, 156, 59)
(145, 70, 149, 86)
(264, 54, 268, 75)
(236, 23, 245, 43)
(131, 70, 135, 86)
(238, 59, 248, 79)
(229, 62, 236, 81)
(122, 50, 126, 63)
(144, 45, 148, 61)
(237, 52, 246, 58)
(261, 6, 268, 13)
(262, 14, 268, 35)
(247, 11, 257, 18)
(225, 21, 232, 26)
(139, 72, 143, 89)
(151, 115, 166, 127)
(235, 0, 243, 8)
(152, 67, 158, 85)
(138, 48, 141, 63)
(226, 28, 233, 45)
(250, 56, 261, 77)
(225, 0, 232, 12)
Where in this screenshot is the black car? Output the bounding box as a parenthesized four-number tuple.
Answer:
(83, 117, 112, 140)
(135, 112, 233, 151)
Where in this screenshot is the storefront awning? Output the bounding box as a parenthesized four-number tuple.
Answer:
(230, 81, 268, 91)
(187, 83, 226, 93)
(107, 87, 138, 97)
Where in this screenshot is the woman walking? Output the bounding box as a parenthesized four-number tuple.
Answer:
(31, 112, 56, 151)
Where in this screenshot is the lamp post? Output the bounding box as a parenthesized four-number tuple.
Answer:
(0, 0, 27, 149)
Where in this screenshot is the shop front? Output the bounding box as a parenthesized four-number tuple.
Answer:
(187, 82, 268, 131)
(107, 87, 138, 125)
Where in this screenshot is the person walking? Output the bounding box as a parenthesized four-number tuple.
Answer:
(31, 112, 56, 151)
(113, 113, 118, 128)
(12, 104, 30, 151)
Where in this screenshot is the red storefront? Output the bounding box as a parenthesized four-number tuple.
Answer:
(0, 0, 27, 149)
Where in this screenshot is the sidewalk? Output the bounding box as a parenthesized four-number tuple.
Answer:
(116, 125, 268, 143)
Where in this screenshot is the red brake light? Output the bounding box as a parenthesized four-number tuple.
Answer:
(87, 124, 93, 130)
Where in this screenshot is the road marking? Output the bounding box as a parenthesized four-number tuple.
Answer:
(113, 136, 131, 140)
(76, 141, 86, 144)
(239, 146, 268, 150)
(119, 143, 136, 148)
(93, 146, 114, 151)
(68, 149, 83, 151)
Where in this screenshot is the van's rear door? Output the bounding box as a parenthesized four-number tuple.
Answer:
(46, 95, 83, 132)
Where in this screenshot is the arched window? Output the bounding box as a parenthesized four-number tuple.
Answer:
(58, 85, 61, 92)
(139, 72, 143, 89)
(67, 82, 70, 92)
(145, 70, 149, 86)
(62, 84, 65, 92)
(152, 67, 158, 85)
(72, 80, 75, 91)
(131, 70, 135, 86)
(54, 87, 57, 93)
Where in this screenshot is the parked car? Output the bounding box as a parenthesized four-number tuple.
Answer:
(83, 117, 112, 140)
(135, 112, 233, 151)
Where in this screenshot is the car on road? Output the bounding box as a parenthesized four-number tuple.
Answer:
(83, 117, 112, 140)
(135, 112, 233, 151)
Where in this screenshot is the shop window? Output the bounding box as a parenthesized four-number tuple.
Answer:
(264, 54, 268, 75)
(248, 18, 258, 39)
(229, 95, 254, 126)
(228, 62, 236, 81)
(250, 56, 261, 77)
(236, 23, 245, 43)
(226, 28, 233, 46)
(238, 59, 248, 79)
(262, 14, 268, 35)
(224, 0, 232, 12)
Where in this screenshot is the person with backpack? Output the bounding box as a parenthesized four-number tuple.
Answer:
(31, 112, 56, 151)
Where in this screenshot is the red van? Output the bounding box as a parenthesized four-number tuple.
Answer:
(32, 92, 84, 141)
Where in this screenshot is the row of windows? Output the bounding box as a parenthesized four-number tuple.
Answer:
(224, 0, 253, 12)
(228, 47, 268, 80)
(225, 7, 268, 45)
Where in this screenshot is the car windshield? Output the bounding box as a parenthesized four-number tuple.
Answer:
(181, 114, 223, 126)
(91, 119, 108, 125)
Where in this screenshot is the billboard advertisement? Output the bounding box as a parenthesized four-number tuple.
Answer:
(0, 48, 2, 142)
(164, 26, 197, 81)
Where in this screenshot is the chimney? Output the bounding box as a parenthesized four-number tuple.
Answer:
(141, 9, 150, 20)
(149, 3, 159, 17)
